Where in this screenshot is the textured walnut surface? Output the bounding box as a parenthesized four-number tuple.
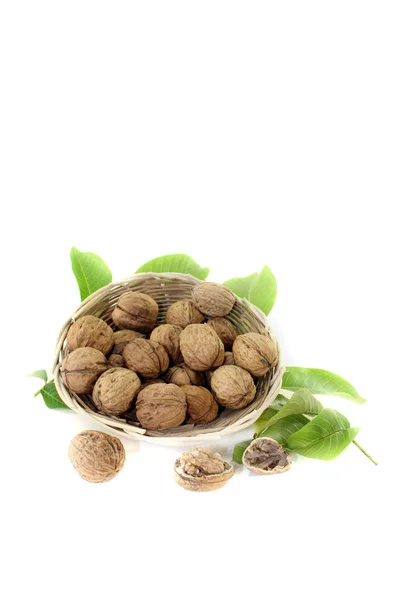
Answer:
(179, 324, 224, 371)
(165, 300, 204, 328)
(66, 315, 114, 355)
(61, 347, 108, 394)
(107, 354, 125, 367)
(150, 324, 182, 365)
(182, 385, 219, 424)
(136, 383, 187, 430)
(112, 329, 145, 354)
(233, 332, 278, 377)
(192, 282, 235, 317)
(112, 291, 158, 332)
(174, 447, 234, 491)
(68, 430, 125, 483)
(243, 438, 292, 475)
(206, 317, 238, 350)
(210, 365, 256, 409)
(92, 367, 141, 416)
(123, 338, 169, 379)
(164, 363, 205, 387)
(223, 351, 235, 366)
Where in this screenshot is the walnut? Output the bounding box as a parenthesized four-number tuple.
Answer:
(66, 315, 114, 355)
(206, 317, 238, 350)
(242, 438, 292, 475)
(166, 300, 204, 328)
(111, 292, 158, 332)
(210, 365, 256, 409)
(150, 324, 182, 365)
(181, 385, 219, 424)
(174, 447, 234, 492)
(223, 351, 235, 365)
(233, 332, 278, 376)
(192, 282, 235, 317)
(164, 364, 205, 387)
(108, 354, 125, 367)
(68, 430, 125, 483)
(61, 347, 108, 394)
(179, 324, 224, 371)
(136, 383, 187, 429)
(112, 329, 145, 355)
(92, 367, 141, 416)
(123, 338, 169, 379)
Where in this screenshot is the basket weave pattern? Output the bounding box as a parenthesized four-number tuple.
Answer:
(53, 273, 284, 445)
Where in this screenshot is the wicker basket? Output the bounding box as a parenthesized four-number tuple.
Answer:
(53, 273, 284, 445)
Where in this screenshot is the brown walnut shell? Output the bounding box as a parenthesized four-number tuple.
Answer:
(150, 324, 182, 365)
(223, 351, 235, 365)
(206, 317, 238, 350)
(181, 385, 219, 424)
(112, 329, 146, 355)
(136, 383, 187, 430)
(108, 354, 125, 367)
(192, 282, 235, 317)
(111, 292, 158, 333)
(233, 332, 278, 377)
(174, 447, 234, 492)
(242, 438, 292, 475)
(164, 363, 205, 387)
(61, 347, 108, 394)
(68, 430, 125, 483)
(166, 300, 204, 328)
(210, 365, 256, 409)
(92, 367, 141, 416)
(123, 338, 169, 380)
(66, 315, 114, 355)
(179, 324, 224, 371)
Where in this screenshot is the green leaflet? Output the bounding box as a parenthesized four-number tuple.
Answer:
(135, 254, 209, 280)
(232, 441, 251, 464)
(70, 247, 112, 301)
(38, 381, 70, 410)
(29, 370, 48, 383)
(254, 394, 289, 435)
(282, 367, 367, 405)
(286, 408, 360, 460)
(248, 265, 277, 316)
(265, 389, 323, 429)
(222, 273, 258, 298)
(259, 414, 310, 444)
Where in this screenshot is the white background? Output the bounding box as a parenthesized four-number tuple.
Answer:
(1, 2, 399, 599)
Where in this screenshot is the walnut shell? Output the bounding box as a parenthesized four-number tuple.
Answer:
(66, 316, 114, 355)
(68, 430, 125, 483)
(181, 385, 219, 424)
(92, 368, 141, 416)
(192, 282, 235, 317)
(111, 292, 158, 332)
(112, 329, 146, 355)
(242, 438, 292, 475)
(123, 338, 169, 380)
(223, 351, 235, 365)
(179, 324, 224, 371)
(210, 365, 256, 409)
(108, 354, 125, 367)
(174, 447, 234, 492)
(164, 363, 205, 387)
(61, 348, 108, 394)
(166, 300, 204, 328)
(136, 383, 187, 430)
(206, 317, 238, 350)
(233, 332, 278, 376)
(150, 324, 182, 365)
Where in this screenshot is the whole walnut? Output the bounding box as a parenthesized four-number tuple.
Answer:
(166, 300, 204, 328)
(61, 347, 108, 394)
(164, 363, 205, 387)
(210, 365, 256, 409)
(66, 315, 114, 355)
(206, 317, 238, 350)
(123, 338, 169, 380)
(112, 329, 146, 355)
(233, 332, 278, 377)
(179, 324, 224, 371)
(174, 447, 234, 492)
(136, 383, 187, 430)
(68, 430, 125, 483)
(150, 324, 182, 365)
(182, 385, 219, 424)
(223, 351, 235, 366)
(92, 368, 141, 416)
(108, 354, 125, 367)
(111, 291, 158, 332)
(192, 282, 235, 317)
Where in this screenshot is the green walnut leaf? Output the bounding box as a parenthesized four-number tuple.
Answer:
(254, 394, 289, 435)
(29, 370, 48, 383)
(136, 254, 209, 280)
(39, 381, 70, 410)
(248, 265, 277, 316)
(232, 440, 251, 464)
(222, 273, 258, 298)
(282, 367, 367, 405)
(258, 414, 310, 445)
(265, 389, 324, 429)
(286, 408, 360, 460)
(70, 247, 112, 301)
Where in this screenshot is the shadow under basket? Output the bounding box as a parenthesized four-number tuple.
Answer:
(53, 273, 284, 446)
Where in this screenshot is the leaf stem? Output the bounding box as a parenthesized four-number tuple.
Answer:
(352, 440, 378, 465)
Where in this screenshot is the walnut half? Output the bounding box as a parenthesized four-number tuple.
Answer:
(174, 447, 234, 492)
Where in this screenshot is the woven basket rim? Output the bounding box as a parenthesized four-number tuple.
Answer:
(53, 272, 284, 446)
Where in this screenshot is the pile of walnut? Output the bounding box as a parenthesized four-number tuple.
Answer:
(61, 282, 279, 431)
